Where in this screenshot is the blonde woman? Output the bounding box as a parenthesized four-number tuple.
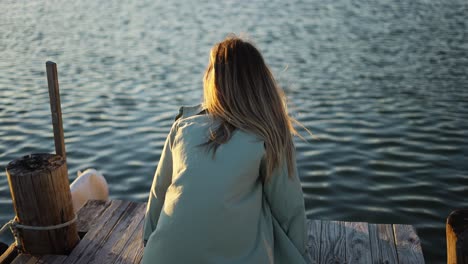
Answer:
(142, 35, 309, 264)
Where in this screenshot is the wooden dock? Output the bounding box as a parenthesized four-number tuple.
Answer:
(7, 200, 425, 264)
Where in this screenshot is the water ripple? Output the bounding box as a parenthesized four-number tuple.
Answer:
(1, 0, 468, 262)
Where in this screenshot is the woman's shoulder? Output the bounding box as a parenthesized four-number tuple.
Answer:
(174, 104, 205, 121)
(170, 104, 212, 134)
(173, 103, 265, 145)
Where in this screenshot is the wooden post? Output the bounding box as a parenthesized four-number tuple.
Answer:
(447, 209, 468, 264)
(5, 154, 79, 255)
(46, 61, 66, 160)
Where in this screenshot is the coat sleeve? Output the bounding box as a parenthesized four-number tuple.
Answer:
(142, 118, 179, 246)
(262, 152, 308, 258)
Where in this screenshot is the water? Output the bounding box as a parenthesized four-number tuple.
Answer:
(1, 0, 467, 262)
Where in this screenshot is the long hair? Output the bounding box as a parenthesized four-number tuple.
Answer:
(202, 35, 301, 182)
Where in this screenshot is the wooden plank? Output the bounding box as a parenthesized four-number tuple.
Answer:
(58, 200, 130, 264)
(35, 255, 67, 264)
(7, 200, 426, 264)
(25, 257, 38, 264)
(368, 224, 398, 263)
(368, 224, 380, 263)
(345, 222, 371, 263)
(75, 200, 112, 234)
(10, 254, 36, 264)
(46, 61, 66, 159)
(393, 224, 425, 264)
(90, 202, 146, 264)
(320, 221, 346, 264)
(306, 219, 321, 264)
(113, 212, 146, 264)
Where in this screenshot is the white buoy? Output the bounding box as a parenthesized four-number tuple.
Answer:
(70, 169, 109, 212)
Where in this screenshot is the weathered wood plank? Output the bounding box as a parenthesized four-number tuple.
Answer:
(394, 224, 425, 264)
(90, 202, 146, 264)
(9, 200, 426, 264)
(59, 200, 130, 264)
(368, 224, 398, 263)
(46, 61, 66, 159)
(75, 200, 112, 234)
(35, 254, 67, 264)
(306, 219, 321, 264)
(345, 222, 371, 263)
(113, 214, 145, 264)
(368, 224, 380, 263)
(25, 257, 38, 264)
(10, 254, 36, 264)
(320, 221, 346, 264)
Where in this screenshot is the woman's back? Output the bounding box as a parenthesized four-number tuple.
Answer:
(144, 105, 276, 263)
(142, 36, 309, 263)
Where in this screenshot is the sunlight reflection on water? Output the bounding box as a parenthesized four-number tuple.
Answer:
(1, 0, 467, 262)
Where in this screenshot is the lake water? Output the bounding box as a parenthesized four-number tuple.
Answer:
(1, 0, 467, 262)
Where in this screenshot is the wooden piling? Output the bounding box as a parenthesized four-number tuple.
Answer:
(447, 209, 468, 264)
(1, 61, 79, 257)
(6, 154, 79, 255)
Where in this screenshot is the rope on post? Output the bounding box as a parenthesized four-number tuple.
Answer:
(0, 214, 77, 252)
(12, 214, 77, 231)
(0, 220, 14, 236)
(0, 219, 21, 251)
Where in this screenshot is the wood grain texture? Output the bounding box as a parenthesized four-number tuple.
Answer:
(345, 222, 371, 263)
(320, 221, 346, 264)
(306, 219, 321, 264)
(113, 209, 146, 264)
(10, 254, 36, 264)
(90, 202, 146, 264)
(368, 224, 398, 264)
(394, 224, 425, 264)
(8, 200, 427, 264)
(35, 255, 67, 264)
(6, 154, 79, 255)
(75, 200, 112, 234)
(59, 200, 130, 264)
(46, 61, 66, 160)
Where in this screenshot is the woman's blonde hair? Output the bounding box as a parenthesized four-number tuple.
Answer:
(202, 35, 301, 182)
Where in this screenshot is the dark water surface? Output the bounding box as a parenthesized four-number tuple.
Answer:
(1, 0, 467, 262)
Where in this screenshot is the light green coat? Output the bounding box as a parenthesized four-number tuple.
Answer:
(142, 104, 309, 264)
